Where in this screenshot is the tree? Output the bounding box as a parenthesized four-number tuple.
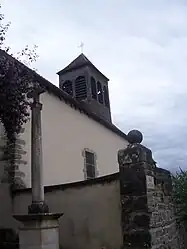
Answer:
(0, 4, 38, 66)
(0, 4, 39, 188)
(172, 168, 187, 221)
(0, 4, 39, 138)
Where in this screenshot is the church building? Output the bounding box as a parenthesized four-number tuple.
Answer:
(0, 50, 182, 249)
(0, 51, 129, 188)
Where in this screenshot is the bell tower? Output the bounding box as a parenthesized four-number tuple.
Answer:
(57, 54, 112, 123)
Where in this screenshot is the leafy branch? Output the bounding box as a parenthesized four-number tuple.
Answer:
(0, 4, 39, 139)
(172, 168, 187, 221)
(0, 4, 39, 188)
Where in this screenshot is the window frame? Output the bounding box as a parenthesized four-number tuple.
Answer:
(82, 148, 98, 180)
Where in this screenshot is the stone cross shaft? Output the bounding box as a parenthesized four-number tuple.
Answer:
(28, 88, 49, 214)
(14, 87, 62, 249)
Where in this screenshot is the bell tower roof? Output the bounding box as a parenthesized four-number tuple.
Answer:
(57, 53, 109, 81)
(57, 53, 112, 123)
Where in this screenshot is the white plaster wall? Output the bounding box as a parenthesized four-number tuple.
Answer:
(19, 92, 128, 187)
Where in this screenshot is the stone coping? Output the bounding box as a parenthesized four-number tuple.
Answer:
(13, 212, 63, 222)
(13, 173, 119, 194)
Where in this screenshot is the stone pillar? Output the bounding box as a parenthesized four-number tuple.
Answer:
(14, 88, 63, 249)
(118, 130, 156, 249)
(27, 89, 49, 214)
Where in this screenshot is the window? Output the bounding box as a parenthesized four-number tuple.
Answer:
(103, 85, 110, 107)
(97, 81, 103, 104)
(62, 80, 73, 96)
(85, 151, 96, 179)
(91, 77, 97, 100)
(75, 76, 87, 101)
(82, 149, 97, 180)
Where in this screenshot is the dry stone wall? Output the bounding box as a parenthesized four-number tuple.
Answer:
(149, 168, 179, 249)
(118, 130, 182, 249)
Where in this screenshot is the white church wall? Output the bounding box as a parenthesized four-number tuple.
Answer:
(19, 91, 128, 187)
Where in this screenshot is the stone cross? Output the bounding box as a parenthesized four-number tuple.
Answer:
(27, 87, 49, 214)
(14, 87, 62, 249)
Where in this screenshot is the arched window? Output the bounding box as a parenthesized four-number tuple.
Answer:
(62, 80, 73, 96)
(103, 85, 110, 107)
(91, 77, 97, 100)
(75, 76, 87, 101)
(97, 81, 103, 104)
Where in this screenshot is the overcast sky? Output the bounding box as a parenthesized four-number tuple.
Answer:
(2, 0, 187, 172)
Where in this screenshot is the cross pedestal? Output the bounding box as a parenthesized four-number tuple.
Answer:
(14, 213, 63, 249)
(13, 88, 63, 249)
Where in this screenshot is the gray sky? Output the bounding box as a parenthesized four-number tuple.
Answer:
(2, 0, 187, 172)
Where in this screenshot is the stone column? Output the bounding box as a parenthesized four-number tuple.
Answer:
(118, 130, 156, 249)
(14, 88, 63, 249)
(27, 88, 49, 214)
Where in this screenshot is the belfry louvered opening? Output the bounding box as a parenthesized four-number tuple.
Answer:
(97, 81, 103, 104)
(75, 76, 87, 101)
(103, 86, 110, 107)
(62, 80, 73, 96)
(91, 77, 97, 100)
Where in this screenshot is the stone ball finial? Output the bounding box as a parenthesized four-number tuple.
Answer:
(127, 130, 143, 144)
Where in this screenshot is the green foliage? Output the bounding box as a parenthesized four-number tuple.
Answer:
(0, 4, 39, 188)
(0, 4, 39, 139)
(172, 168, 187, 221)
(0, 4, 11, 51)
(0, 4, 38, 66)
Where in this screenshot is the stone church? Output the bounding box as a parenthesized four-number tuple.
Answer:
(0, 51, 128, 188)
(0, 50, 185, 249)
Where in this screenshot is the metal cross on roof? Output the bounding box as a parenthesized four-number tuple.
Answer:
(78, 42, 84, 53)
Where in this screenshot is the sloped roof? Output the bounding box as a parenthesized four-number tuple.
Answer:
(0, 49, 127, 141)
(57, 53, 109, 81)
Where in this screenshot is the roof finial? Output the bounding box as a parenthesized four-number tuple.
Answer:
(78, 42, 84, 53)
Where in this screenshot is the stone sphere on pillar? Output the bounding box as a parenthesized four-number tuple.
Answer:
(127, 130, 143, 144)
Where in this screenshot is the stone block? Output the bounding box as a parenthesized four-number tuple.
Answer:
(123, 230, 151, 248)
(14, 213, 63, 249)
